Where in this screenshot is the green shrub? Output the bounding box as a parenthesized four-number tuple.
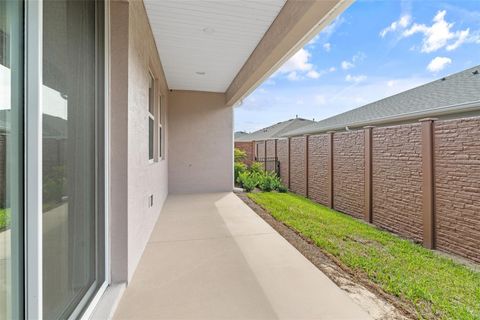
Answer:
(237, 171, 259, 192)
(258, 171, 278, 192)
(277, 184, 288, 193)
(249, 162, 264, 174)
(234, 148, 247, 162)
(234, 162, 247, 183)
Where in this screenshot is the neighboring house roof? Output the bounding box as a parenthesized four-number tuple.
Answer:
(234, 131, 249, 139)
(285, 65, 480, 137)
(235, 117, 315, 142)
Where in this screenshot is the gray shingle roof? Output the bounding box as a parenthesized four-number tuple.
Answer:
(285, 65, 480, 137)
(235, 117, 315, 142)
(234, 131, 249, 139)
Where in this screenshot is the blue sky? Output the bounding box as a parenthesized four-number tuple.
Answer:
(234, 0, 480, 132)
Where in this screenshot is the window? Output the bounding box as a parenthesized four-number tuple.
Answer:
(42, 0, 106, 318)
(158, 96, 164, 160)
(148, 73, 155, 161)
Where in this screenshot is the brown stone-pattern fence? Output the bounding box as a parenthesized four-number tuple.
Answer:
(253, 116, 480, 264)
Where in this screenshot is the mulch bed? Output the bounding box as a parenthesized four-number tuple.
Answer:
(236, 191, 417, 320)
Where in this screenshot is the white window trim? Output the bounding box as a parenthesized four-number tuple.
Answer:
(158, 95, 164, 161)
(148, 71, 155, 163)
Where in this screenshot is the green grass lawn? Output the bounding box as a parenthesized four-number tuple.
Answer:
(247, 192, 480, 320)
(0, 208, 10, 230)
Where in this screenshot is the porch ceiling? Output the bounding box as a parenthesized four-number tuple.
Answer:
(144, 0, 286, 93)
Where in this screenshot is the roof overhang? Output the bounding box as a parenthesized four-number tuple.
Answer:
(143, 0, 352, 106)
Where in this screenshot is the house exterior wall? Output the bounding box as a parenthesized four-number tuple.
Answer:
(168, 90, 233, 194)
(289, 136, 306, 196)
(372, 124, 423, 242)
(308, 134, 329, 206)
(435, 117, 480, 262)
(111, 0, 169, 282)
(127, 0, 169, 281)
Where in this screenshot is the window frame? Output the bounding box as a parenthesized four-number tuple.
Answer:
(148, 71, 155, 163)
(158, 95, 164, 161)
(24, 1, 110, 319)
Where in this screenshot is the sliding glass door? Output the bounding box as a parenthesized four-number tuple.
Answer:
(1, 1, 106, 317)
(42, 0, 105, 318)
(0, 1, 24, 319)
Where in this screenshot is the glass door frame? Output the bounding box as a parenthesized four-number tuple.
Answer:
(24, 0, 111, 318)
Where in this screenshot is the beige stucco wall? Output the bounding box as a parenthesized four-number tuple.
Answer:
(127, 0, 169, 281)
(168, 91, 233, 194)
(110, 0, 169, 283)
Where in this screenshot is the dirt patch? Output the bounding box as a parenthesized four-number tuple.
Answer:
(237, 192, 417, 320)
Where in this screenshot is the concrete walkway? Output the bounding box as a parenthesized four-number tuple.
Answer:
(114, 193, 372, 319)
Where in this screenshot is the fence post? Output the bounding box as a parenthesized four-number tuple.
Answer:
(288, 137, 291, 189)
(251, 140, 255, 165)
(264, 140, 268, 171)
(420, 118, 436, 249)
(305, 135, 309, 198)
(274, 139, 278, 174)
(364, 126, 374, 223)
(327, 131, 335, 209)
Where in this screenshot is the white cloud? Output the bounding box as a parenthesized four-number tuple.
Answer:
(352, 52, 366, 63)
(446, 28, 470, 50)
(341, 61, 354, 70)
(329, 66, 336, 72)
(278, 48, 325, 81)
(279, 48, 313, 74)
(341, 52, 366, 70)
(426, 56, 452, 72)
(320, 16, 345, 38)
(306, 70, 321, 79)
(277, 47, 334, 81)
(287, 71, 300, 81)
(345, 74, 367, 83)
(323, 42, 331, 52)
(402, 10, 470, 53)
(380, 15, 411, 37)
(387, 80, 396, 87)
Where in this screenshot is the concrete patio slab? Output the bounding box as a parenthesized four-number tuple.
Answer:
(114, 192, 372, 319)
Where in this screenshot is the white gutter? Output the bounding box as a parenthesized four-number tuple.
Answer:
(286, 100, 480, 137)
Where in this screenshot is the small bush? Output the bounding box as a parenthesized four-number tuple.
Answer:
(237, 162, 285, 193)
(234, 162, 247, 182)
(250, 162, 264, 174)
(234, 148, 247, 162)
(258, 171, 279, 192)
(237, 171, 259, 192)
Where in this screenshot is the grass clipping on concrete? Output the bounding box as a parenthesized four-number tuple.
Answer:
(247, 192, 480, 320)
